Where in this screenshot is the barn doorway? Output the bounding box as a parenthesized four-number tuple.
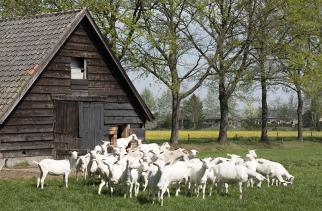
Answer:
(117, 124, 131, 138)
(54, 101, 105, 155)
(78, 102, 104, 150)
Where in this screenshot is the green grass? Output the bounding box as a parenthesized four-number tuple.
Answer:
(1, 140, 322, 210)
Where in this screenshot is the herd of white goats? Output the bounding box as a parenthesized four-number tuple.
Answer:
(33, 134, 294, 206)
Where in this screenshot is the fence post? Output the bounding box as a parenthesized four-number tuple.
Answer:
(188, 134, 190, 144)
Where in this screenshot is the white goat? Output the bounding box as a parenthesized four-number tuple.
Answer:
(205, 157, 228, 196)
(221, 153, 243, 165)
(160, 142, 171, 152)
(112, 146, 127, 158)
(187, 149, 199, 160)
(106, 158, 129, 197)
(187, 158, 211, 199)
(141, 160, 170, 203)
(158, 148, 188, 164)
(139, 143, 161, 155)
(126, 159, 148, 198)
(157, 161, 190, 206)
(96, 154, 119, 195)
(34, 151, 78, 189)
(244, 150, 258, 187)
(247, 149, 257, 159)
(256, 158, 294, 187)
(76, 153, 90, 181)
(116, 134, 139, 148)
(214, 154, 257, 199)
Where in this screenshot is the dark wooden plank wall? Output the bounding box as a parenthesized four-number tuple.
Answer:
(66, 23, 145, 140)
(103, 103, 144, 140)
(0, 22, 145, 158)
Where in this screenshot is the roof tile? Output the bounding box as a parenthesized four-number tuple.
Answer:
(0, 10, 82, 120)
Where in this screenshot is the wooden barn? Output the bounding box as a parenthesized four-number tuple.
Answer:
(0, 9, 153, 160)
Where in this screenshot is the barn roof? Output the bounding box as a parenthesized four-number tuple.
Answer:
(0, 9, 153, 124)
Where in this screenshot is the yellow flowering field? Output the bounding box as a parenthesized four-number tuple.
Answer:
(146, 130, 322, 141)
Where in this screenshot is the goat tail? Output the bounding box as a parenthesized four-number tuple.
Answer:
(33, 161, 39, 165)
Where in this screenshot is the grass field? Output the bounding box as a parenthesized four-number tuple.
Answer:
(1, 133, 322, 210)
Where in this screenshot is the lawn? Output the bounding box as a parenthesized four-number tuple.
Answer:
(1, 135, 322, 210)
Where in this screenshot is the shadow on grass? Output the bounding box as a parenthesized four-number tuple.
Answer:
(136, 194, 152, 204)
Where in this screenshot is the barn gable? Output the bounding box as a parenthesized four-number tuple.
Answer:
(0, 8, 153, 125)
(0, 9, 153, 158)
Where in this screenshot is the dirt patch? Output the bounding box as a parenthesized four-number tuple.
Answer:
(0, 168, 78, 180)
(0, 168, 39, 180)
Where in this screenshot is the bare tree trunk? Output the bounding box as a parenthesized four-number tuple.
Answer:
(170, 93, 181, 144)
(261, 79, 269, 142)
(261, 84, 269, 142)
(193, 116, 196, 129)
(218, 87, 229, 142)
(258, 43, 269, 142)
(296, 88, 303, 141)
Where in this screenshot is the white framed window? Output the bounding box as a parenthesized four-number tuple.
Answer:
(71, 58, 87, 79)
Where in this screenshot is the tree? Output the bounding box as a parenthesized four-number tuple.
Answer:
(78, 0, 145, 61)
(276, 0, 322, 140)
(203, 87, 220, 118)
(140, 87, 156, 114)
(187, 0, 257, 142)
(269, 98, 296, 120)
(0, 0, 43, 17)
(305, 77, 322, 130)
(0, 0, 144, 61)
(242, 101, 260, 129)
(155, 90, 172, 129)
(129, 0, 210, 144)
(181, 94, 204, 129)
(251, 0, 285, 142)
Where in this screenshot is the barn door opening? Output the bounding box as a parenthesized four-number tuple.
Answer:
(79, 102, 104, 150)
(117, 124, 131, 138)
